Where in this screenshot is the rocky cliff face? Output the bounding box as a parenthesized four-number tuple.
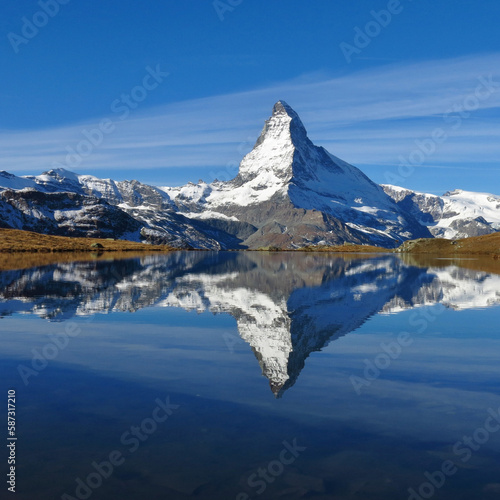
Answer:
(0, 188, 143, 240)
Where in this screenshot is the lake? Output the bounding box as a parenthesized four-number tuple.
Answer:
(1, 251, 500, 500)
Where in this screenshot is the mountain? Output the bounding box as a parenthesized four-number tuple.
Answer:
(382, 185, 500, 239)
(0, 170, 229, 248)
(163, 101, 431, 248)
(0, 101, 497, 248)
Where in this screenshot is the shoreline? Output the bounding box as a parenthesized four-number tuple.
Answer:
(0, 228, 175, 253)
(0, 229, 499, 272)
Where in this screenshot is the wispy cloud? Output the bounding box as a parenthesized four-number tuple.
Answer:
(1, 53, 499, 183)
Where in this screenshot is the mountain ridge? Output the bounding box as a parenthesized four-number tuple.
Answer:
(0, 101, 498, 249)
(382, 184, 500, 239)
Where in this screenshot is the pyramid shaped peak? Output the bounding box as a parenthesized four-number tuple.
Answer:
(253, 101, 308, 149)
(272, 100, 298, 117)
(271, 101, 305, 130)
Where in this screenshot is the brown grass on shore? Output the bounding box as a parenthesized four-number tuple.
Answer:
(0, 228, 176, 271)
(397, 253, 500, 275)
(0, 228, 174, 253)
(1, 228, 500, 273)
(395, 232, 500, 256)
(297, 232, 500, 257)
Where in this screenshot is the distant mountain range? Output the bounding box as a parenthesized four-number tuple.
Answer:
(1, 101, 499, 249)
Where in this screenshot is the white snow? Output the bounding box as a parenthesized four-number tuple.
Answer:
(183, 211, 238, 221)
(0, 173, 39, 191)
(160, 181, 211, 204)
(383, 184, 500, 239)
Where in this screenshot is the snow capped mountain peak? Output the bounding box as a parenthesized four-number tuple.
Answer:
(233, 100, 384, 204)
(273, 99, 296, 116)
(254, 100, 308, 148)
(234, 100, 308, 186)
(444, 189, 463, 197)
(383, 184, 500, 239)
(43, 167, 80, 179)
(0, 171, 17, 179)
(165, 102, 433, 247)
(0, 171, 38, 191)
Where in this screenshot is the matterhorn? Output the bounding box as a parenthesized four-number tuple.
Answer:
(164, 100, 431, 248)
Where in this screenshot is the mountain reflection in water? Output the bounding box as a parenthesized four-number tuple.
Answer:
(1, 252, 499, 398)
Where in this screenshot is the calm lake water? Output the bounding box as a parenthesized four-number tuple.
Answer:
(1, 251, 500, 500)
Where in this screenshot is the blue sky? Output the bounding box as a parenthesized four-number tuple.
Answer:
(1, 0, 500, 194)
